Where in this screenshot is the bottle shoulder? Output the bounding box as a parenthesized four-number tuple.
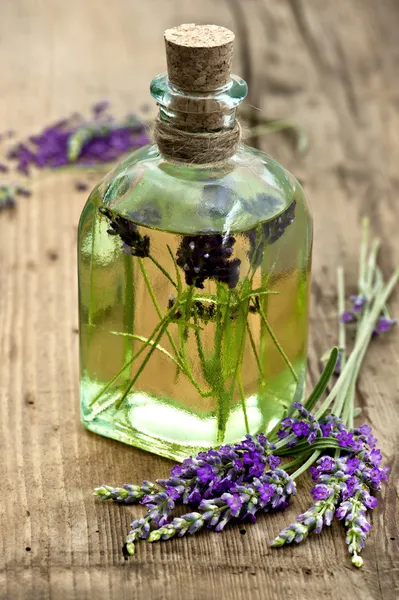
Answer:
(82, 143, 310, 235)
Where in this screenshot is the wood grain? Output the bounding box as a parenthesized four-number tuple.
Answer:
(0, 1, 398, 598)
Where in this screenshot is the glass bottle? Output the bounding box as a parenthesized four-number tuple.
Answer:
(78, 24, 312, 461)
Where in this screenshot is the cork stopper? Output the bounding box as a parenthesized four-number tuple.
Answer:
(164, 24, 234, 92)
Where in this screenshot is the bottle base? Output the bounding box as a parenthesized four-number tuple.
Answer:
(81, 389, 288, 462)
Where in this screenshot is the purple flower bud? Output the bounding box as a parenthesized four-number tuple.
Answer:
(318, 457, 336, 472)
(269, 456, 281, 469)
(374, 317, 397, 335)
(311, 485, 333, 501)
(336, 431, 356, 448)
(341, 311, 356, 323)
(349, 295, 367, 312)
(362, 494, 377, 509)
(368, 449, 383, 467)
(222, 493, 243, 516)
(292, 422, 310, 437)
(197, 464, 215, 483)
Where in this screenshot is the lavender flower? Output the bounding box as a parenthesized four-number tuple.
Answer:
(336, 495, 373, 568)
(99, 206, 150, 257)
(125, 518, 151, 555)
(341, 311, 356, 323)
(7, 107, 149, 174)
(373, 317, 397, 335)
(276, 403, 321, 446)
(176, 234, 241, 289)
(349, 295, 367, 312)
(272, 485, 340, 547)
(246, 198, 296, 266)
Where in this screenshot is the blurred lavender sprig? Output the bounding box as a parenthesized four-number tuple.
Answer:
(6, 103, 149, 175)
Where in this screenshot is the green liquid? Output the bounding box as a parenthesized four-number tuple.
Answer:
(78, 144, 312, 461)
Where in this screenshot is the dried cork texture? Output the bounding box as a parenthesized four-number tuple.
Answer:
(164, 23, 234, 91)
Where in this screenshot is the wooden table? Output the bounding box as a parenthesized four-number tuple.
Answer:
(1, 1, 398, 598)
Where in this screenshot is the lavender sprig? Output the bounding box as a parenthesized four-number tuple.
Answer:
(272, 433, 389, 566)
(94, 480, 158, 504)
(148, 469, 296, 544)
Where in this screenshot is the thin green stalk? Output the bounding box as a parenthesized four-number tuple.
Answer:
(88, 311, 171, 406)
(213, 283, 231, 443)
(337, 266, 346, 373)
(246, 322, 265, 379)
(178, 285, 195, 371)
(122, 254, 135, 382)
(193, 310, 208, 377)
(291, 450, 321, 480)
(258, 304, 298, 383)
(139, 261, 210, 397)
(342, 376, 356, 429)
(88, 205, 100, 327)
(283, 454, 312, 471)
(139, 258, 183, 371)
(115, 321, 169, 409)
(317, 268, 399, 419)
(148, 254, 177, 289)
(358, 218, 369, 295)
(110, 332, 180, 367)
(238, 372, 250, 434)
(365, 239, 381, 296)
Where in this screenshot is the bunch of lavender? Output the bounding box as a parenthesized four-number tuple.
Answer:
(271, 218, 398, 566)
(95, 434, 295, 555)
(94, 218, 397, 568)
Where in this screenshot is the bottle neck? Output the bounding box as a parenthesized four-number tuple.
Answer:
(150, 73, 247, 164)
(158, 105, 237, 133)
(150, 73, 247, 134)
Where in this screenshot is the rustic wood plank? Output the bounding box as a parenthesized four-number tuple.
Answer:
(0, 1, 398, 599)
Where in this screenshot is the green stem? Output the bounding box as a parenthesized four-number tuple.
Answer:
(122, 254, 135, 380)
(139, 261, 210, 397)
(115, 321, 169, 409)
(148, 254, 177, 289)
(139, 258, 183, 371)
(282, 454, 312, 471)
(214, 283, 230, 443)
(110, 332, 181, 367)
(258, 304, 298, 382)
(317, 268, 399, 419)
(337, 266, 346, 373)
(88, 205, 100, 327)
(238, 371, 250, 434)
(246, 322, 265, 379)
(358, 218, 369, 295)
(193, 310, 208, 376)
(88, 311, 172, 407)
(291, 450, 321, 480)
